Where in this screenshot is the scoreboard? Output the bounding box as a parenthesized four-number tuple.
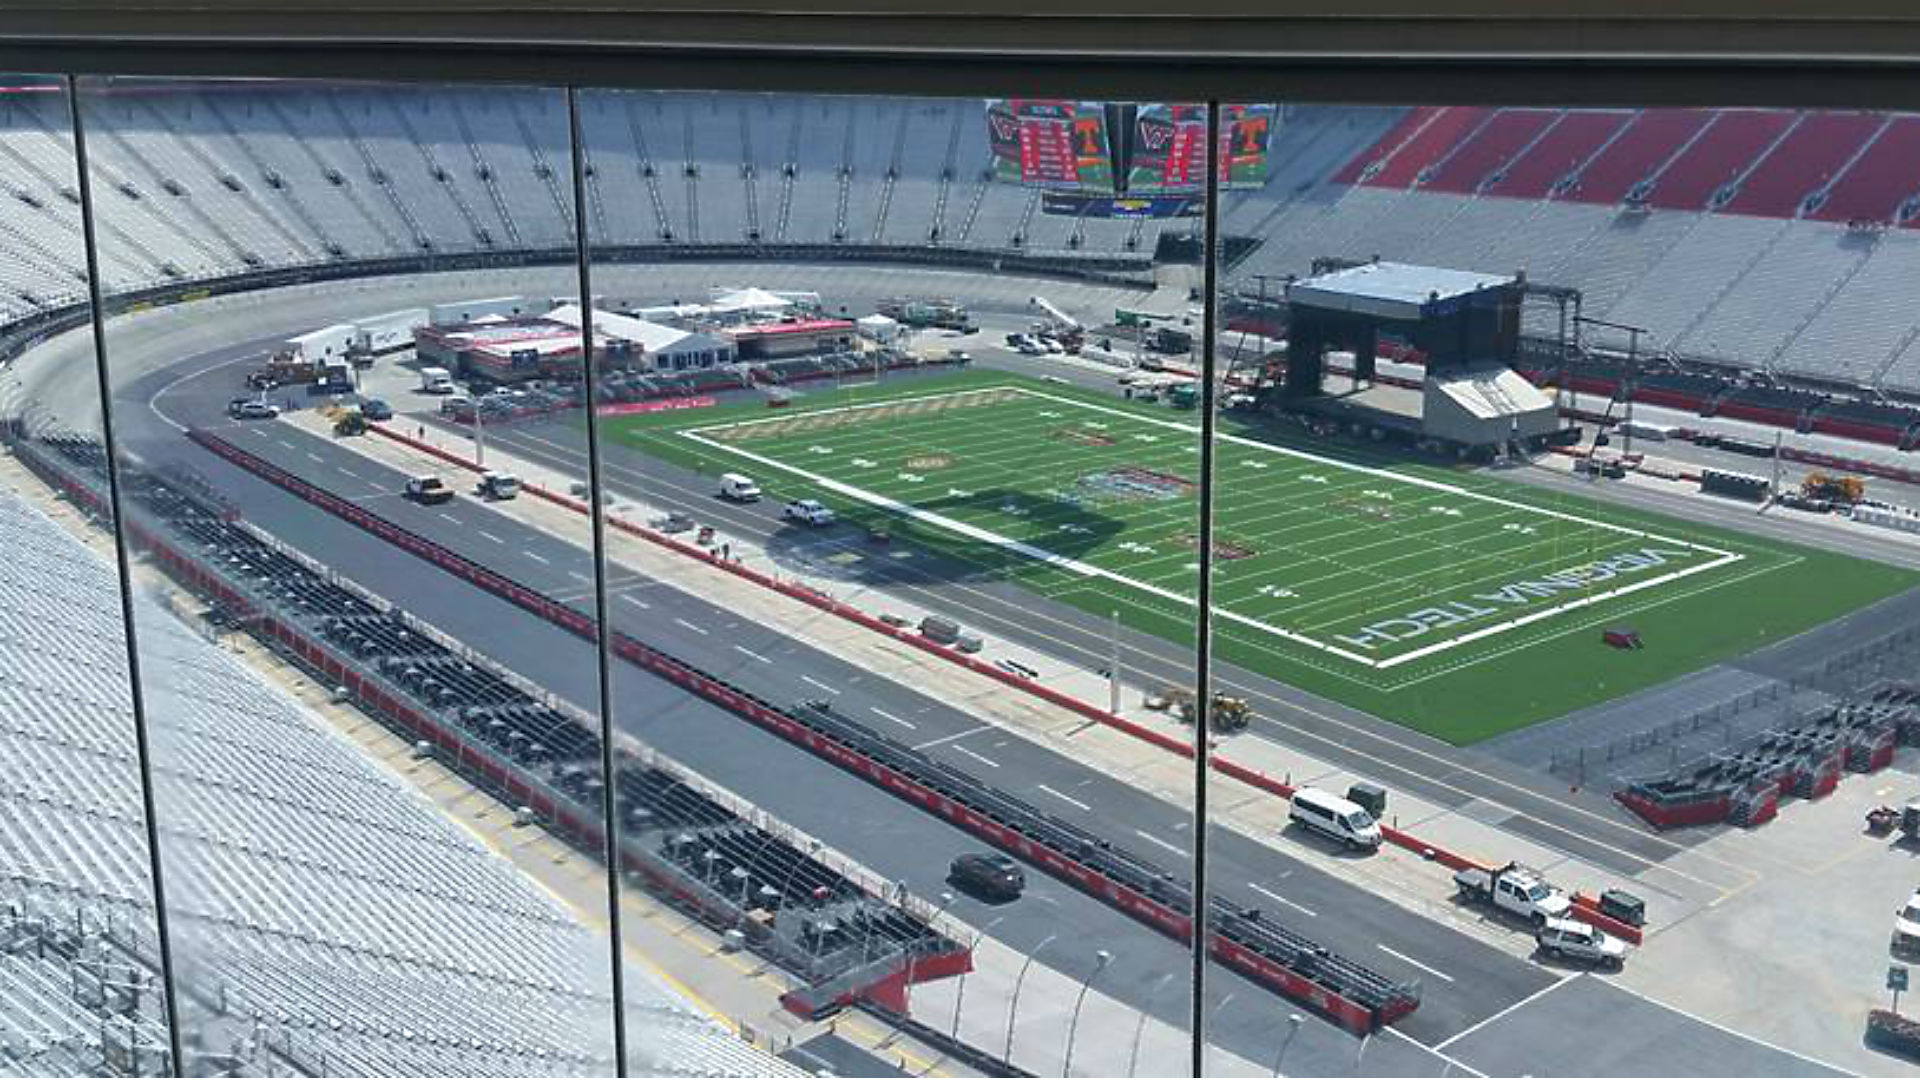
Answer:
(1128, 103, 1274, 193)
(988, 100, 1275, 198)
(986, 100, 1112, 188)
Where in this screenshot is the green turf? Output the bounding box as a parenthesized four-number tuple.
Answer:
(606, 371, 1919, 744)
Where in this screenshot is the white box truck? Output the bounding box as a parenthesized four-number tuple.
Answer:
(418, 366, 455, 394)
(353, 308, 428, 357)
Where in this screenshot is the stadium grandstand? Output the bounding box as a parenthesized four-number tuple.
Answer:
(0, 87, 1917, 419)
(0, 478, 797, 1077)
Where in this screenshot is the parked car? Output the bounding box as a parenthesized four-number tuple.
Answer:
(783, 499, 835, 526)
(949, 852, 1025, 901)
(1536, 917, 1627, 968)
(404, 475, 454, 505)
(227, 398, 280, 420)
(361, 397, 394, 421)
(1894, 890, 1920, 956)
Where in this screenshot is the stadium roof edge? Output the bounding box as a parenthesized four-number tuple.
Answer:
(1, 8, 1919, 109)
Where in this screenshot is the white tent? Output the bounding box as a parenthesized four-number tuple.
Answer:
(547, 304, 737, 370)
(856, 313, 901, 343)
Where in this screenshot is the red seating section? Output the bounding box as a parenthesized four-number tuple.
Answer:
(1566, 109, 1713, 204)
(1482, 111, 1631, 199)
(1420, 109, 1556, 193)
(1646, 109, 1795, 210)
(1810, 115, 1920, 224)
(1348, 106, 1493, 189)
(1333, 105, 1920, 226)
(1721, 111, 1882, 218)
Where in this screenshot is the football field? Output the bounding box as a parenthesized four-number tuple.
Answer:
(614, 373, 1916, 742)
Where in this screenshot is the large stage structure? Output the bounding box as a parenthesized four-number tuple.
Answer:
(1278, 260, 1568, 455)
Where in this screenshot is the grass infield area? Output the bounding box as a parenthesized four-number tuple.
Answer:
(608, 371, 1918, 743)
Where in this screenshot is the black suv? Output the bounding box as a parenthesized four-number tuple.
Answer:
(949, 852, 1025, 901)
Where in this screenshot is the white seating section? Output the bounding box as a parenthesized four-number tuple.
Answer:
(0, 490, 791, 1077)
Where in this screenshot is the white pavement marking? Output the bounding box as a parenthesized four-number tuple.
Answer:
(1381, 1027, 1488, 1078)
(801, 675, 840, 695)
(525, 551, 551, 565)
(1036, 784, 1090, 811)
(1133, 829, 1189, 858)
(952, 745, 1001, 769)
(1434, 973, 1579, 1051)
(1248, 882, 1318, 918)
(1607, 981, 1855, 1076)
(870, 707, 917, 730)
(337, 466, 360, 478)
(1377, 943, 1455, 984)
(914, 726, 992, 751)
(673, 618, 709, 636)
(305, 452, 323, 464)
(438, 512, 462, 525)
(477, 530, 504, 544)
(568, 570, 591, 582)
(619, 594, 651, 610)
(733, 645, 772, 664)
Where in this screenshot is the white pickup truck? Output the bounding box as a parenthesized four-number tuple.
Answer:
(1454, 862, 1572, 926)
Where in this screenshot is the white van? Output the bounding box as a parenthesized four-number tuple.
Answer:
(718, 473, 762, 502)
(1288, 787, 1382, 851)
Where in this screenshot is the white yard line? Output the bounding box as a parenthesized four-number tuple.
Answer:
(1247, 882, 1318, 918)
(683, 387, 1748, 673)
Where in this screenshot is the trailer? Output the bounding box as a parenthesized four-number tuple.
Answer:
(284, 323, 356, 366)
(353, 308, 428, 357)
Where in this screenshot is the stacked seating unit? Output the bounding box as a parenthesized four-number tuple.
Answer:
(1616, 690, 1911, 830)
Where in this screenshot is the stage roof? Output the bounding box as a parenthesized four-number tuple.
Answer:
(1288, 261, 1517, 322)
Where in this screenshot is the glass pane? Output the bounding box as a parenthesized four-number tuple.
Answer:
(0, 75, 175, 1077)
(575, 90, 1219, 1076)
(1220, 101, 1920, 1076)
(79, 76, 622, 1076)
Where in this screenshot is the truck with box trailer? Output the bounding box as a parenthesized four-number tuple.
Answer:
(353, 308, 429, 358)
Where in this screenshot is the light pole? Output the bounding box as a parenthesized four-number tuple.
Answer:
(1109, 609, 1123, 714)
(1061, 948, 1113, 1077)
(471, 396, 487, 467)
(1003, 933, 1056, 1064)
(949, 915, 1006, 1043)
(1270, 1012, 1304, 1077)
(1125, 972, 1174, 1077)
